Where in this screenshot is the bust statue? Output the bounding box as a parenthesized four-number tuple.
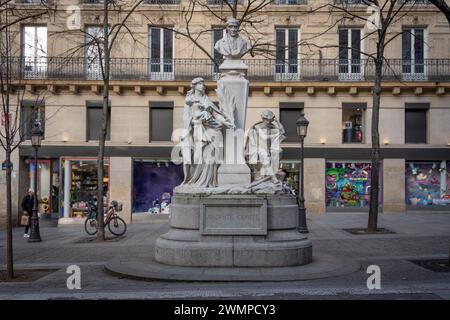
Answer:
(214, 17, 250, 60)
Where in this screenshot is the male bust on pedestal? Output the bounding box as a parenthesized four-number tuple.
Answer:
(214, 17, 250, 60)
(214, 17, 251, 74)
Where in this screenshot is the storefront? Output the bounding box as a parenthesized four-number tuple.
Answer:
(280, 161, 300, 195)
(406, 161, 450, 207)
(325, 161, 382, 210)
(132, 160, 183, 214)
(25, 158, 59, 219)
(60, 158, 109, 218)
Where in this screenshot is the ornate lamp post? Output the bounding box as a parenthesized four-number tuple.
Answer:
(296, 115, 309, 234)
(29, 113, 44, 243)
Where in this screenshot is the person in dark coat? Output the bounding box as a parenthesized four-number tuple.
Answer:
(21, 189, 35, 238)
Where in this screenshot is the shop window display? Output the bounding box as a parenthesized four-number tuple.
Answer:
(27, 159, 52, 216)
(133, 160, 183, 214)
(61, 159, 109, 218)
(326, 162, 380, 208)
(280, 162, 300, 195)
(406, 161, 450, 206)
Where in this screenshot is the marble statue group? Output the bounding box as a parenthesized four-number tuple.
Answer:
(174, 17, 291, 195)
(154, 17, 312, 269)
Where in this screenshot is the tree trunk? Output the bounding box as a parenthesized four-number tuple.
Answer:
(5, 150, 14, 279)
(367, 58, 383, 232)
(96, 1, 110, 242)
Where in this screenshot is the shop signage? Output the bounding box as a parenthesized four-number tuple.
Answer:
(2, 161, 12, 171)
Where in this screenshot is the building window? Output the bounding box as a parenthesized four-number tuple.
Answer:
(326, 161, 382, 209)
(85, 26, 104, 80)
(22, 25, 47, 79)
(406, 161, 449, 207)
(279, 103, 303, 142)
(86, 101, 110, 141)
(405, 103, 428, 144)
(275, 0, 307, 4)
(20, 101, 45, 141)
(212, 27, 225, 76)
(15, 0, 49, 5)
(149, 101, 173, 142)
(207, 0, 243, 4)
(402, 28, 425, 80)
(149, 27, 173, 80)
(275, 28, 299, 80)
(334, 0, 364, 4)
(342, 103, 365, 143)
(338, 28, 361, 80)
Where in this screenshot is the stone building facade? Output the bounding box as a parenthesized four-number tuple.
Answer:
(1, 0, 449, 226)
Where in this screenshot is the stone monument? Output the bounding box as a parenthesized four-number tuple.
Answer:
(155, 18, 312, 267)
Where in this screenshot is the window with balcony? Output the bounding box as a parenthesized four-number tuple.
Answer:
(80, 0, 105, 3)
(85, 26, 104, 80)
(274, 0, 307, 4)
(144, 0, 181, 3)
(405, 103, 428, 144)
(275, 28, 299, 81)
(342, 103, 365, 144)
(22, 25, 47, 79)
(279, 103, 304, 142)
(20, 101, 45, 141)
(149, 27, 173, 80)
(86, 101, 110, 141)
(334, 0, 364, 4)
(402, 28, 426, 80)
(15, 0, 49, 3)
(338, 28, 362, 80)
(207, 0, 243, 4)
(149, 102, 173, 142)
(212, 27, 225, 76)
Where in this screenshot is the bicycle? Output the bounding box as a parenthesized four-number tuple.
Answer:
(84, 200, 127, 237)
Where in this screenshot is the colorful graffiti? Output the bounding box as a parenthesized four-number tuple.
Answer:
(326, 162, 374, 208)
(406, 161, 450, 206)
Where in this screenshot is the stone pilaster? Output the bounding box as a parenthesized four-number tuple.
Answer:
(109, 157, 133, 223)
(383, 159, 406, 213)
(304, 158, 326, 214)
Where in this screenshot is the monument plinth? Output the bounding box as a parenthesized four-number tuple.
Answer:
(155, 194, 312, 267)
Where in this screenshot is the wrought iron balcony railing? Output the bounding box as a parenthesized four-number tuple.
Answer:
(274, 0, 307, 4)
(5, 57, 450, 82)
(80, 0, 180, 3)
(334, 0, 430, 5)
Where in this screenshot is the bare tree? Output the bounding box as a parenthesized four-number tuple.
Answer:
(54, 0, 148, 241)
(0, 0, 54, 279)
(299, 0, 433, 232)
(140, 0, 280, 67)
(429, 0, 450, 25)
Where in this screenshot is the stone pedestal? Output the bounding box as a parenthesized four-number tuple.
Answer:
(217, 61, 251, 186)
(155, 194, 312, 267)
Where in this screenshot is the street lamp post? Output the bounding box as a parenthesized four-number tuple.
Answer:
(29, 113, 44, 243)
(296, 115, 309, 234)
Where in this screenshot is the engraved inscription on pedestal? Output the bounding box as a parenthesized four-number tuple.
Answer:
(200, 197, 267, 235)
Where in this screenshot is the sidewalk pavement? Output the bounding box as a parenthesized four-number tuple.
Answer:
(0, 210, 449, 299)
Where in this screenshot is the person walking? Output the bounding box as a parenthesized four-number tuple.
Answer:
(21, 189, 34, 238)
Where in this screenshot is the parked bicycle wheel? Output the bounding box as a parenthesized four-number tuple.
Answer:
(108, 216, 127, 236)
(84, 218, 98, 235)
